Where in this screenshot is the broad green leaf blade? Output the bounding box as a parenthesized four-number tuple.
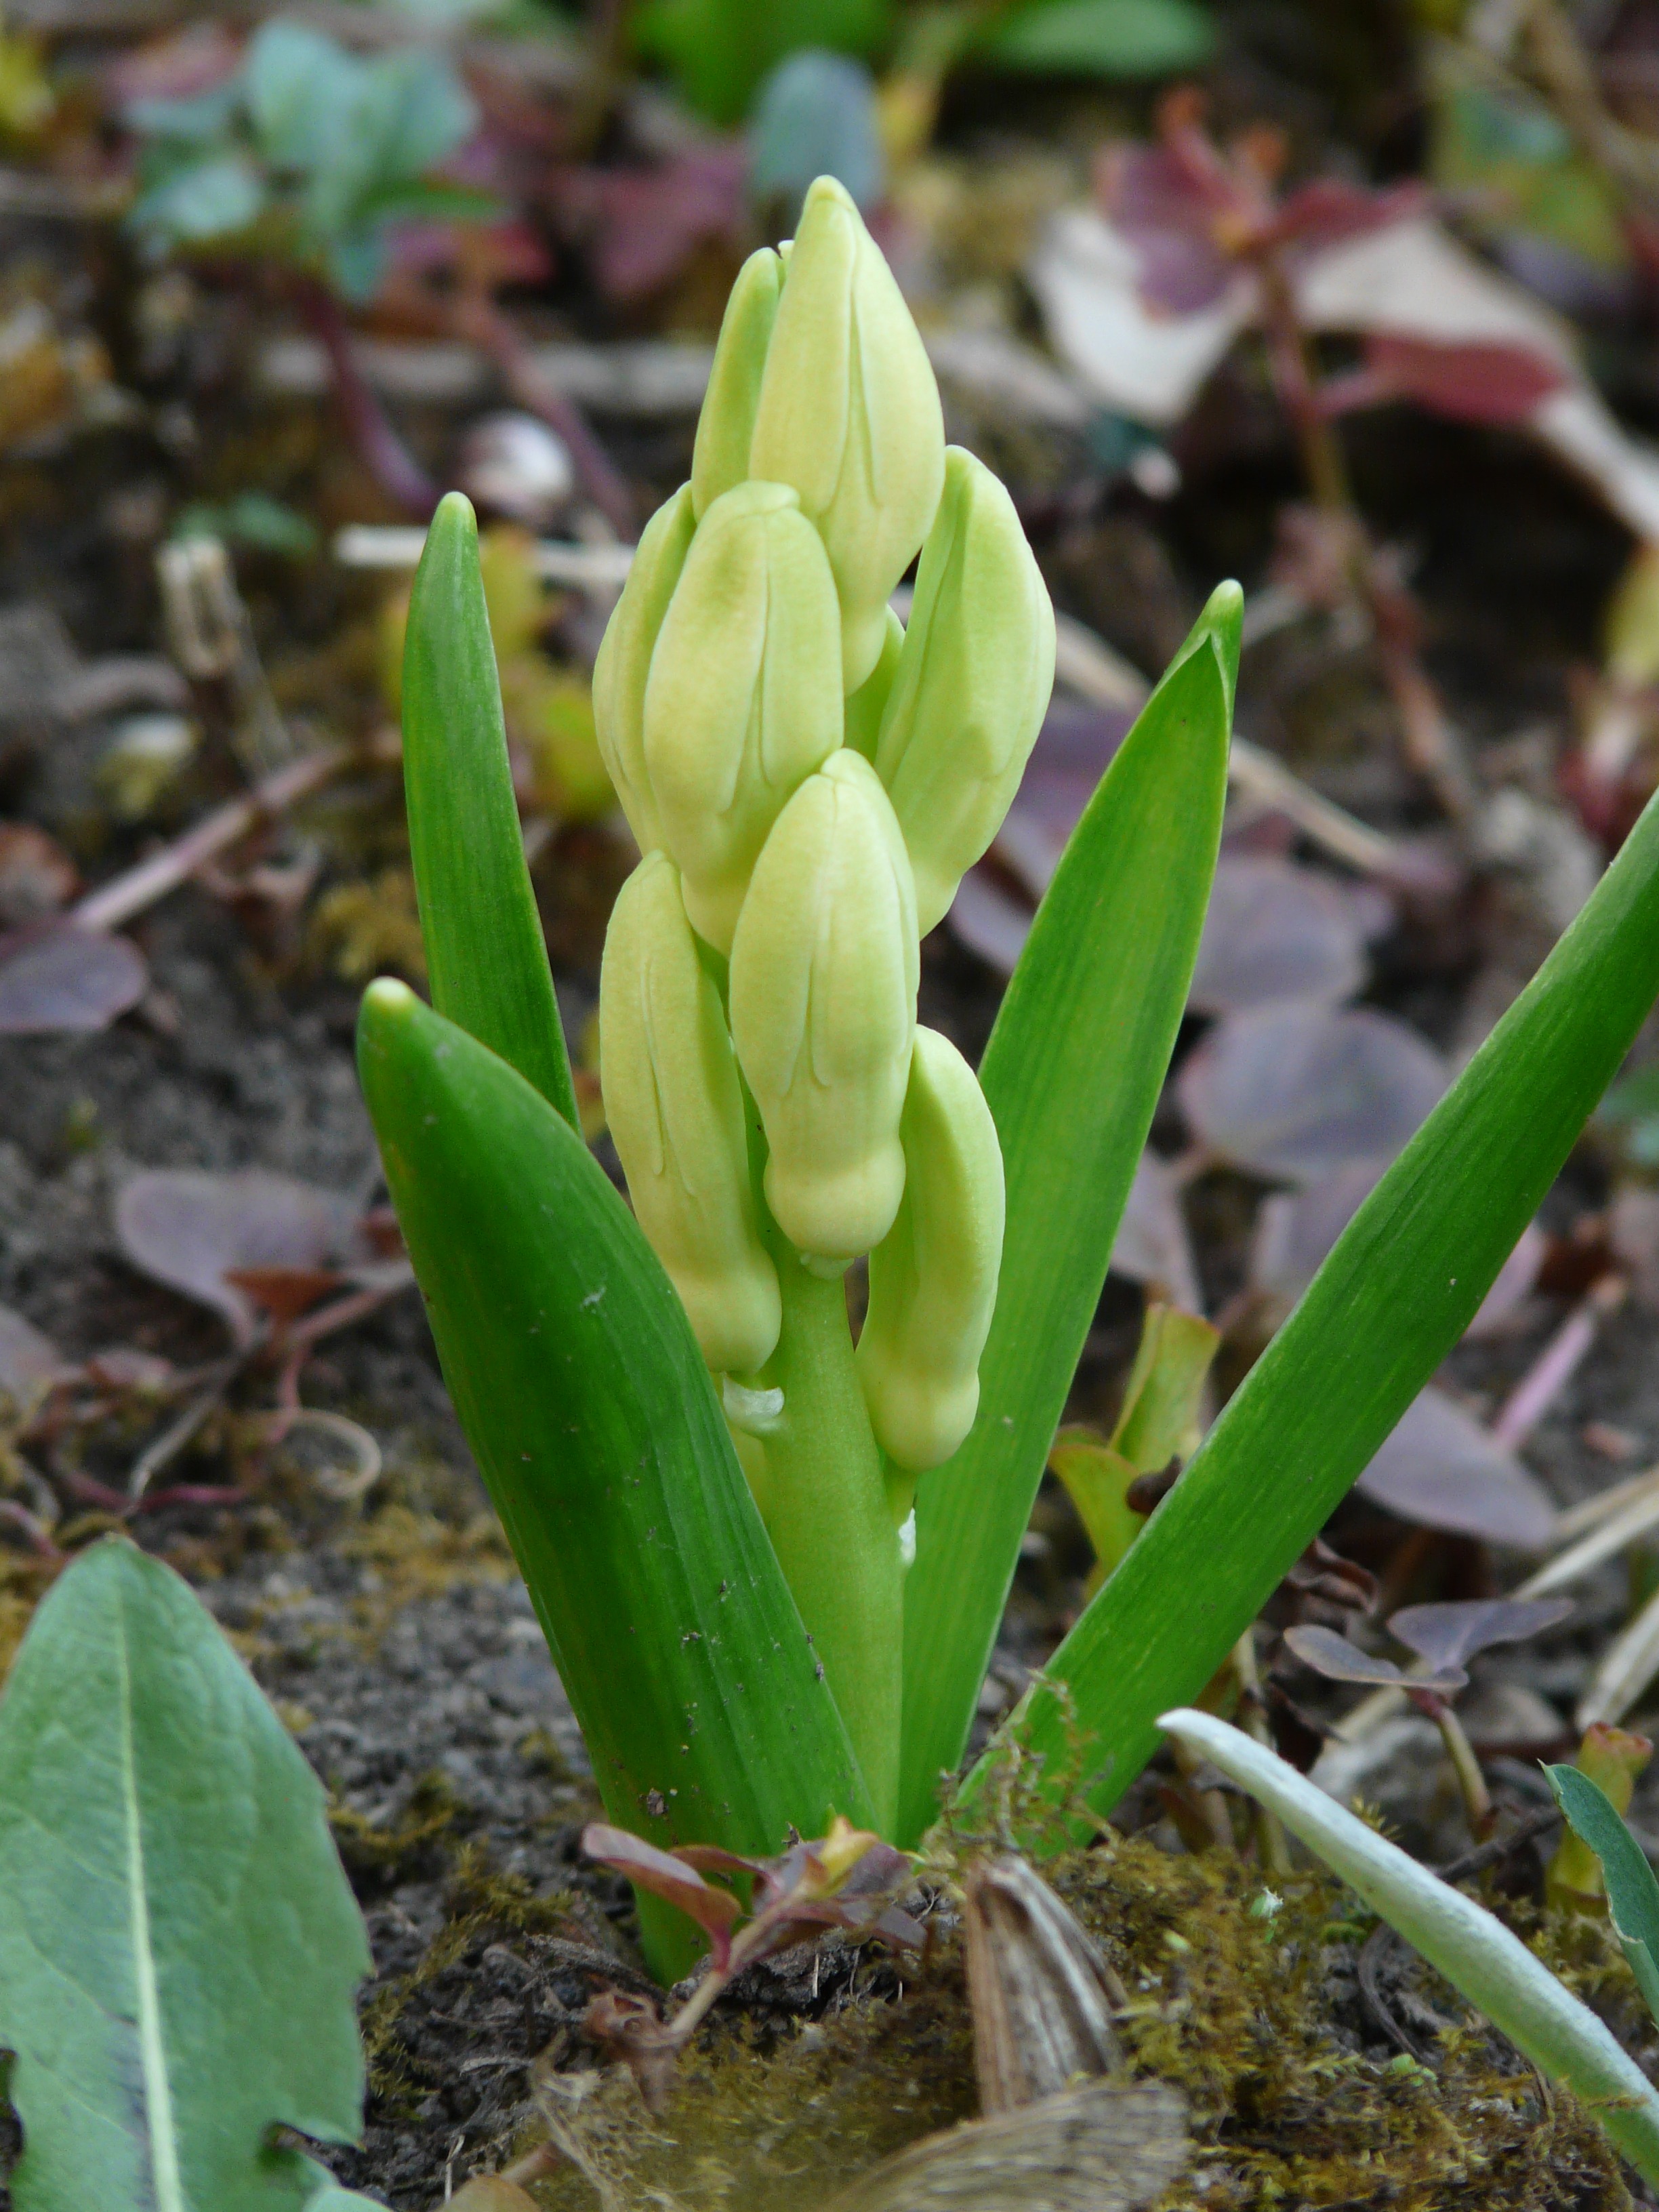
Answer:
(897, 585, 1238, 1845)
(972, 777, 1659, 1834)
(1164, 1711, 1659, 2188)
(357, 981, 873, 1968)
(403, 491, 578, 1126)
(1547, 1764, 1659, 2026)
(0, 1540, 370, 2212)
(985, 0, 1216, 77)
(302, 2169, 384, 2212)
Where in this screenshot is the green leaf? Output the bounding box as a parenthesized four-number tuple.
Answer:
(403, 491, 578, 1127)
(0, 1540, 369, 2211)
(750, 51, 884, 218)
(302, 2171, 384, 2212)
(130, 152, 268, 247)
(363, 45, 478, 182)
(970, 773, 1659, 1836)
(173, 492, 319, 558)
(634, 0, 891, 129)
(896, 584, 1239, 1846)
(246, 20, 367, 174)
(1166, 1711, 1659, 2188)
(1547, 1763, 1659, 2027)
(356, 981, 874, 1975)
(983, 0, 1215, 77)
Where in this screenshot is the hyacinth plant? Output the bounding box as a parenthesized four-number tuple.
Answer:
(359, 177, 1659, 1975)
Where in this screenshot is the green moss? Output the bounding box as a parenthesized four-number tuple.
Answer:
(517, 1835, 1638, 2211)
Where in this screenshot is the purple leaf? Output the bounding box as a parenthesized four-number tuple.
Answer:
(1099, 141, 1235, 314)
(1189, 856, 1369, 1016)
(1176, 1003, 1447, 1183)
(115, 1168, 359, 1347)
(1253, 1170, 1544, 1342)
(1284, 1624, 1412, 1688)
(1109, 1150, 1203, 1313)
(1284, 1622, 1466, 1695)
(1355, 1385, 1557, 1550)
(992, 697, 1136, 899)
(0, 920, 146, 1035)
(1462, 1221, 1547, 1341)
(1387, 1597, 1573, 1676)
(1248, 1158, 1389, 1309)
(581, 1823, 741, 1968)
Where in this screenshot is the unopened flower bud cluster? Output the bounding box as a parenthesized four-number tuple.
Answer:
(596, 177, 1055, 1476)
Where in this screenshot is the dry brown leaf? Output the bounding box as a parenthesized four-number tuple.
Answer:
(826, 2078, 1189, 2212)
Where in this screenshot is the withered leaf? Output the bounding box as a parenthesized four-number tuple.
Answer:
(0, 919, 146, 1036)
(115, 1168, 359, 1347)
(1387, 1596, 1572, 1676)
(1108, 1150, 1202, 1313)
(1176, 1004, 1446, 1183)
(1188, 855, 1369, 1016)
(825, 2079, 1189, 2212)
(1284, 1622, 1463, 1695)
(445, 2180, 541, 2211)
(581, 1824, 741, 1967)
(963, 1855, 1124, 2116)
(1355, 1386, 1556, 1550)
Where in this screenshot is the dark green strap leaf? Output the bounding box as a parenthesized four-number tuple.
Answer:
(969, 778, 1659, 1837)
(402, 491, 578, 1125)
(897, 587, 1239, 1845)
(358, 981, 872, 1969)
(1548, 1763, 1659, 2026)
(0, 1540, 369, 2211)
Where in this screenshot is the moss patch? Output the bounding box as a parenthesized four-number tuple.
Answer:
(515, 1831, 1641, 2210)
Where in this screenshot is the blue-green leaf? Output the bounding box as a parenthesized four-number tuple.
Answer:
(0, 1540, 370, 2211)
(1547, 1763, 1659, 2027)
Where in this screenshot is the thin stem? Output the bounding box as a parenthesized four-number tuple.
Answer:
(291, 274, 438, 518)
(1256, 257, 1351, 516)
(1233, 1626, 1291, 1875)
(754, 1220, 903, 1832)
(1416, 1693, 1494, 1840)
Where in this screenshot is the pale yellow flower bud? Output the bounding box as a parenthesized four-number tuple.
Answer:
(750, 176, 945, 692)
(691, 246, 783, 521)
(856, 1027, 1004, 1471)
(844, 605, 904, 762)
(592, 484, 696, 853)
(599, 850, 781, 1375)
(876, 447, 1056, 935)
(644, 480, 843, 955)
(730, 749, 918, 1263)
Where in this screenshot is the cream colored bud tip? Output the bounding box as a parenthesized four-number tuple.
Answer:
(800, 173, 859, 220)
(363, 976, 419, 1021)
(430, 487, 477, 535)
(1200, 578, 1244, 656)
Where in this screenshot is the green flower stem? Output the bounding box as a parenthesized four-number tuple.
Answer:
(756, 1221, 903, 1833)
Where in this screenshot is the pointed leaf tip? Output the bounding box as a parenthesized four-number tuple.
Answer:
(1197, 580, 1242, 714)
(361, 974, 417, 1021)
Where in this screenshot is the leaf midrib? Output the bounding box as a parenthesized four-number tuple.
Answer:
(114, 1581, 185, 2212)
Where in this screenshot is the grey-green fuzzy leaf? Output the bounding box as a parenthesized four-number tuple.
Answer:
(1548, 1763, 1659, 2026)
(0, 1539, 370, 2211)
